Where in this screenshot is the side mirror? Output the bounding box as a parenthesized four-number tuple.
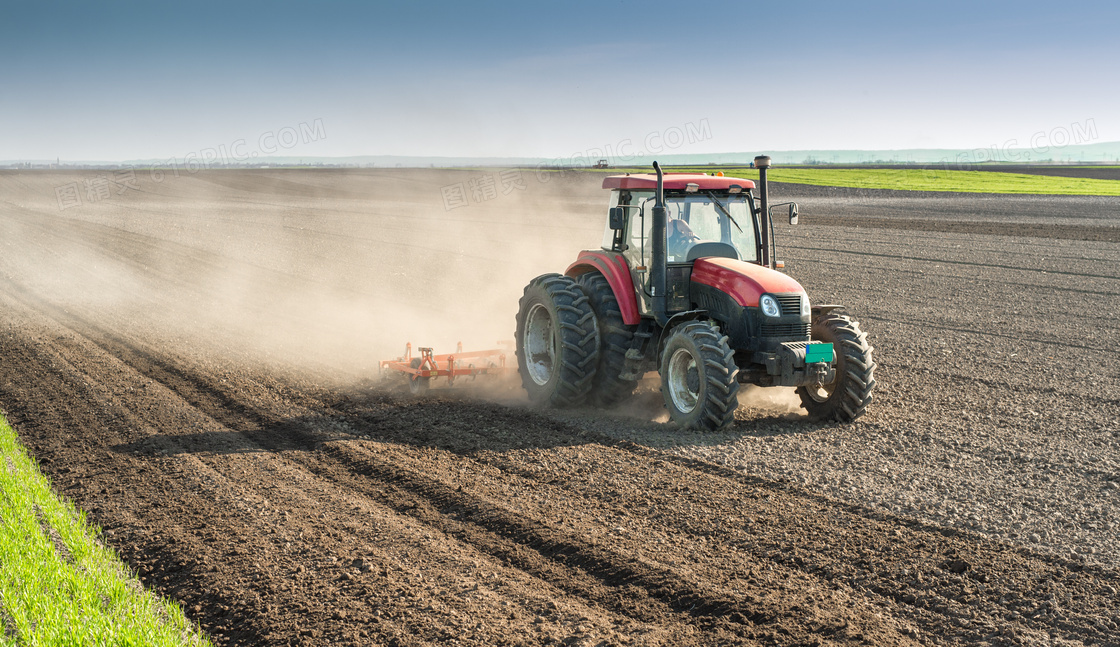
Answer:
(609, 206, 626, 231)
(767, 201, 799, 226)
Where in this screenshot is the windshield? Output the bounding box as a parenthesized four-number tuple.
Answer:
(628, 194, 757, 264)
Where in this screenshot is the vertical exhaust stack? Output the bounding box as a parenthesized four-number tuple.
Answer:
(755, 155, 771, 268)
(650, 161, 669, 326)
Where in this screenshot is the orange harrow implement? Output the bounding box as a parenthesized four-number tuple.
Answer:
(379, 342, 512, 394)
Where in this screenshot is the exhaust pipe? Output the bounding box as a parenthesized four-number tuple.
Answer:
(755, 155, 771, 268)
(650, 161, 669, 326)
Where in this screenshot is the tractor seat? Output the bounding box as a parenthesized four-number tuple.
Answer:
(685, 241, 740, 262)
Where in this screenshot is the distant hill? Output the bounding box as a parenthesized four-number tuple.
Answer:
(6, 141, 1120, 169)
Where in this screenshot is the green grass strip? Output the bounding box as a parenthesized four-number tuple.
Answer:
(0, 412, 211, 646)
(668, 167, 1120, 196)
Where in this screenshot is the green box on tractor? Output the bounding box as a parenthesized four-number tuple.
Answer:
(515, 158, 876, 430)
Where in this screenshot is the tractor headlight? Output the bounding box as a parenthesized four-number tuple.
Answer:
(801, 293, 811, 317)
(760, 294, 780, 318)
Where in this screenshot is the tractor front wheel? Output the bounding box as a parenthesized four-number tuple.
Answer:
(515, 274, 600, 407)
(797, 312, 876, 421)
(659, 321, 739, 430)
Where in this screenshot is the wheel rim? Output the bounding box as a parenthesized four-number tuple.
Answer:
(666, 347, 701, 414)
(523, 302, 555, 386)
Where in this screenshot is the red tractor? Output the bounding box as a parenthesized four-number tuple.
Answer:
(515, 158, 876, 430)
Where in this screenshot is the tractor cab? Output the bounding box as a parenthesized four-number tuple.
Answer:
(604, 187, 759, 264)
(602, 174, 759, 258)
(600, 174, 763, 316)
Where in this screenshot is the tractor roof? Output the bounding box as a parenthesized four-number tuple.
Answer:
(602, 173, 756, 191)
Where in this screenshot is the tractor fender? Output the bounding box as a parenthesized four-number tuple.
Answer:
(655, 310, 708, 361)
(811, 304, 844, 317)
(564, 250, 641, 326)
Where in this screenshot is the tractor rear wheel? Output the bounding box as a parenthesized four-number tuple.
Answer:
(515, 274, 599, 407)
(576, 272, 637, 407)
(797, 312, 876, 421)
(658, 320, 739, 430)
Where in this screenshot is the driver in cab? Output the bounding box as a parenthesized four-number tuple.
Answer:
(667, 217, 699, 261)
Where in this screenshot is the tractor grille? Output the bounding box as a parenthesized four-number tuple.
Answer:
(761, 322, 811, 338)
(774, 293, 803, 316)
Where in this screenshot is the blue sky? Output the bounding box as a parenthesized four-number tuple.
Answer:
(2, 0, 1118, 160)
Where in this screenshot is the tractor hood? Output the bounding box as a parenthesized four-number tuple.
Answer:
(690, 257, 805, 307)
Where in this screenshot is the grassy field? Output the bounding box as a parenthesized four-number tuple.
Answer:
(0, 413, 210, 646)
(659, 167, 1120, 195)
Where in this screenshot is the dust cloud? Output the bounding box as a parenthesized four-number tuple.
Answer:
(737, 386, 806, 416)
(0, 168, 603, 382)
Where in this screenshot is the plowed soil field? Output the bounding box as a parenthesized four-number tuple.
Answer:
(1, 169, 1118, 646)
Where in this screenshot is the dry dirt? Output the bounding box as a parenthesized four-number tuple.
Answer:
(1, 169, 1118, 646)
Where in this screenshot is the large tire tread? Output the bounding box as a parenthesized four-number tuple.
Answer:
(515, 274, 599, 408)
(798, 312, 876, 421)
(576, 272, 637, 407)
(659, 320, 739, 431)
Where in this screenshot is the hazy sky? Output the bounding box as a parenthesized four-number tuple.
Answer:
(3, 0, 1118, 160)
